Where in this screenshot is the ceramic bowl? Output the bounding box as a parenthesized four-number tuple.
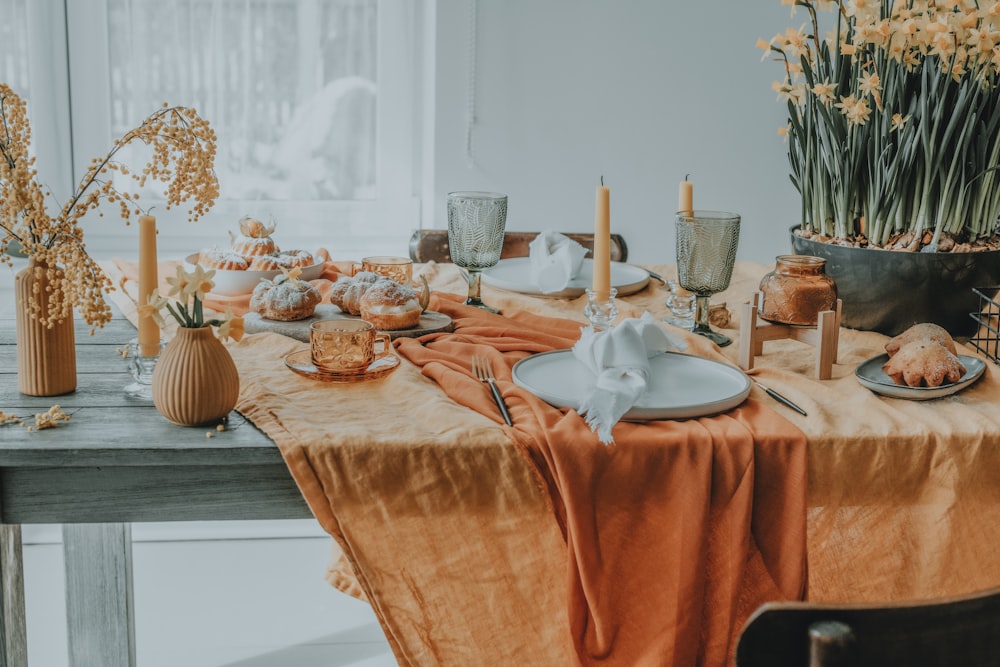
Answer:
(184, 252, 325, 296)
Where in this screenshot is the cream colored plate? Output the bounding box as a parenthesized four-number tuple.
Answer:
(482, 258, 650, 298)
(512, 350, 751, 420)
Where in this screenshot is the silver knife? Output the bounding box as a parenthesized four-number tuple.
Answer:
(645, 269, 667, 284)
(754, 381, 808, 416)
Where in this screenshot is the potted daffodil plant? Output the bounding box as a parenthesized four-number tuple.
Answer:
(759, 0, 1000, 335)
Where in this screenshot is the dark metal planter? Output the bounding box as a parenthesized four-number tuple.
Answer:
(790, 227, 1000, 337)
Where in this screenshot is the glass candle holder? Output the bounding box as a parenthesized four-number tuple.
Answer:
(123, 337, 167, 400)
(584, 287, 618, 331)
(665, 279, 696, 331)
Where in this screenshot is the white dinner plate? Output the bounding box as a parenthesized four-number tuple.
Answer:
(185, 252, 325, 296)
(511, 350, 751, 421)
(855, 353, 986, 400)
(482, 258, 650, 298)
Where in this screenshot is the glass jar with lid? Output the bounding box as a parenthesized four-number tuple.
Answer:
(758, 255, 837, 326)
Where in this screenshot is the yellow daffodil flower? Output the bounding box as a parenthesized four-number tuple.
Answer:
(165, 264, 190, 297)
(891, 113, 911, 131)
(834, 94, 872, 125)
(811, 82, 837, 106)
(137, 292, 167, 330)
(184, 264, 217, 303)
(216, 309, 245, 343)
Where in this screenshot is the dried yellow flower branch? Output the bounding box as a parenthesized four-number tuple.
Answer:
(0, 405, 70, 430)
(0, 84, 219, 328)
(27, 405, 71, 431)
(0, 410, 22, 426)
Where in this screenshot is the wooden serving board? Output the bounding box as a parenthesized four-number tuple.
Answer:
(243, 304, 453, 342)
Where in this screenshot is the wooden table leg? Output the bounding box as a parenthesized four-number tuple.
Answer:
(63, 524, 135, 667)
(0, 523, 27, 667)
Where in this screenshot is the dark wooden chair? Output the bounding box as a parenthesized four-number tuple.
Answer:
(408, 229, 628, 264)
(735, 586, 1000, 667)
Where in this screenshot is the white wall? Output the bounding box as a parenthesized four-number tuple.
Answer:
(430, 0, 801, 265)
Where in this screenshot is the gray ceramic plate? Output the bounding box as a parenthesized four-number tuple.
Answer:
(512, 350, 750, 421)
(482, 258, 650, 298)
(855, 353, 986, 400)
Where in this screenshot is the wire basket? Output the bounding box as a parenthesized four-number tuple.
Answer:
(968, 287, 1000, 364)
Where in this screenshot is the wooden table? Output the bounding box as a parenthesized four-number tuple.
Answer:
(7, 257, 1000, 666)
(0, 269, 312, 666)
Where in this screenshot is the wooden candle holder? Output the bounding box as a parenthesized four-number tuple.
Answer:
(738, 292, 842, 380)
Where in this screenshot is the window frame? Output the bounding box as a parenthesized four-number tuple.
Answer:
(21, 0, 73, 203)
(57, 0, 424, 258)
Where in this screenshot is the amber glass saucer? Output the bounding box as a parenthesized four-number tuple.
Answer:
(284, 350, 400, 383)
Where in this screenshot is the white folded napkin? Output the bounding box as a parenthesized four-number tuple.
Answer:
(572, 312, 688, 444)
(529, 231, 589, 293)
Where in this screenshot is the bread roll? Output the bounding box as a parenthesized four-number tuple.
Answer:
(882, 340, 966, 387)
(885, 322, 956, 357)
(250, 272, 321, 321)
(360, 279, 422, 330)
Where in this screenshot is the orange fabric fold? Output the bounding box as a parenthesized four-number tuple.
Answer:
(395, 295, 809, 667)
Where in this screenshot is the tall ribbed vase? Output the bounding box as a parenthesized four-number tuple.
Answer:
(151, 326, 240, 426)
(15, 259, 77, 396)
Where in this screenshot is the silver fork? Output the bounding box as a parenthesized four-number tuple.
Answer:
(472, 355, 513, 426)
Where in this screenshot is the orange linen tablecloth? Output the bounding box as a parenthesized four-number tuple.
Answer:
(224, 293, 806, 667)
(104, 257, 1000, 664)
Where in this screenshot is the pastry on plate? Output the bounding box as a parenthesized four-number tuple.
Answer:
(328, 271, 381, 316)
(328, 272, 423, 330)
(882, 340, 966, 387)
(198, 248, 248, 271)
(278, 249, 317, 268)
(230, 215, 278, 258)
(246, 254, 297, 271)
(359, 278, 422, 330)
(249, 269, 321, 321)
(885, 322, 957, 357)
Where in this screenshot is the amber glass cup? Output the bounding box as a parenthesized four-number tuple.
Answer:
(359, 256, 413, 285)
(310, 319, 391, 372)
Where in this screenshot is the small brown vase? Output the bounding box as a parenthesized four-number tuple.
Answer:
(152, 326, 240, 426)
(759, 255, 838, 326)
(15, 259, 77, 396)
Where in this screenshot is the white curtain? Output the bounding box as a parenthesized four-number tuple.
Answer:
(107, 0, 377, 201)
(0, 0, 31, 98)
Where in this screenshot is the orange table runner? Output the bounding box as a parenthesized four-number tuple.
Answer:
(395, 295, 808, 666)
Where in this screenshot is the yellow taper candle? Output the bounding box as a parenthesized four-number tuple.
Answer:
(137, 215, 160, 356)
(679, 175, 693, 216)
(593, 183, 611, 302)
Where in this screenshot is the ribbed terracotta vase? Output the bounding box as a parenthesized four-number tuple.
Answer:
(15, 259, 77, 396)
(152, 326, 240, 426)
